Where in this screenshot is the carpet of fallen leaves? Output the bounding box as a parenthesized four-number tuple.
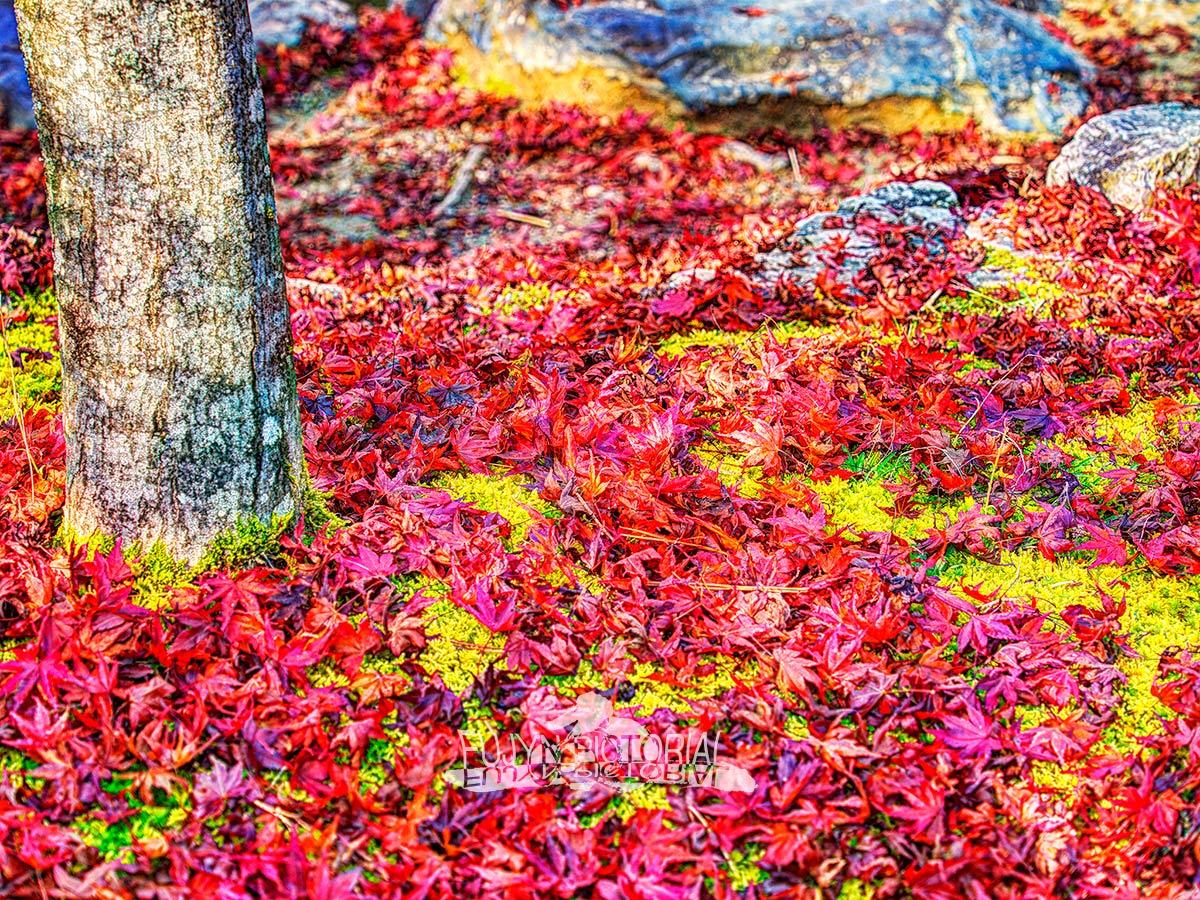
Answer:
(2, 8, 1200, 899)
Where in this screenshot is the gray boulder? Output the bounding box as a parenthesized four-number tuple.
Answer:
(997, 0, 1060, 13)
(421, 0, 1090, 135)
(753, 179, 962, 289)
(655, 180, 961, 316)
(1046, 103, 1200, 209)
(0, 0, 30, 130)
(249, 0, 356, 48)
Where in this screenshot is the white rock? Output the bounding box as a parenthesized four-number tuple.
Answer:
(1046, 103, 1200, 209)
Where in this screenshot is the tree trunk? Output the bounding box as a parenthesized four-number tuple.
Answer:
(14, 0, 305, 563)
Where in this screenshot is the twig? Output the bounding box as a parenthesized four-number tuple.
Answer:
(788, 146, 802, 183)
(697, 582, 809, 594)
(718, 139, 788, 173)
(0, 306, 42, 499)
(496, 208, 551, 229)
(432, 144, 487, 220)
(252, 799, 303, 829)
(285, 277, 347, 302)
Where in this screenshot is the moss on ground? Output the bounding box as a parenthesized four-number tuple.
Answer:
(838, 879, 877, 900)
(693, 444, 766, 496)
(421, 598, 506, 694)
(940, 246, 1065, 318)
(478, 280, 576, 317)
(0, 637, 24, 664)
(197, 513, 294, 571)
(301, 479, 350, 537)
(407, 472, 572, 692)
(58, 480, 348, 609)
(943, 550, 1200, 755)
(658, 320, 841, 359)
(542, 654, 756, 716)
(0, 291, 60, 418)
(71, 778, 191, 863)
(722, 843, 768, 892)
(433, 471, 560, 547)
(61, 508, 295, 611)
(416, 581, 508, 695)
(0, 749, 43, 792)
(610, 784, 672, 821)
(628, 657, 758, 715)
(783, 713, 811, 741)
(806, 472, 976, 542)
(1055, 392, 1197, 464)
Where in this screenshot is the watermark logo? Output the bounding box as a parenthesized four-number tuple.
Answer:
(446, 692, 754, 793)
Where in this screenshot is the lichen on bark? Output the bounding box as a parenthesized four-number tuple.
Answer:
(15, 0, 305, 563)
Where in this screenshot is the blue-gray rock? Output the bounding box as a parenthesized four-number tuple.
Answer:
(0, 0, 31, 130)
(398, 0, 442, 21)
(656, 180, 961, 310)
(998, 0, 1060, 13)
(0, 0, 358, 129)
(754, 180, 961, 288)
(249, 0, 356, 48)
(421, 0, 1090, 135)
(1046, 103, 1200, 210)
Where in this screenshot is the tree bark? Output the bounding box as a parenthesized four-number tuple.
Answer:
(15, 0, 305, 562)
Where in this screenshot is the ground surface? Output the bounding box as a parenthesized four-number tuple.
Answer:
(2, 6, 1200, 898)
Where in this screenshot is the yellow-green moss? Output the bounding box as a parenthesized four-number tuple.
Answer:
(544, 654, 754, 718)
(1029, 758, 1082, 798)
(658, 320, 840, 359)
(58, 472, 341, 604)
(359, 737, 405, 795)
(541, 656, 608, 692)
(197, 512, 292, 571)
(807, 475, 976, 542)
(838, 879, 877, 900)
(390, 575, 503, 698)
(541, 654, 756, 714)
(301, 481, 349, 537)
(938, 248, 1065, 318)
(419, 592, 507, 695)
(695, 448, 976, 533)
(543, 564, 607, 597)
(71, 817, 137, 863)
(0, 637, 24, 664)
(693, 445, 765, 497)
(59, 509, 296, 610)
(0, 291, 60, 417)
(629, 657, 757, 715)
(67, 509, 292, 607)
(479, 281, 576, 317)
(945, 551, 1200, 754)
(722, 843, 768, 892)
(783, 713, 810, 742)
(1055, 440, 1116, 496)
(360, 652, 412, 677)
(128, 542, 194, 610)
(959, 354, 1002, 373)
(609, 784, 673, 822)
(457, 697, 502, 752)
(1083, 394, 1196, 463)
(72, 780, 190, 863)
(56, 530, 194, 612)
(263, 769, 315, 805)
(433, 472, 560, 547)
(842, 451, 912, 482)
(0, 749, 43, 791)
(982, 246, 1037, 276)
(308, 658, 352, 689)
